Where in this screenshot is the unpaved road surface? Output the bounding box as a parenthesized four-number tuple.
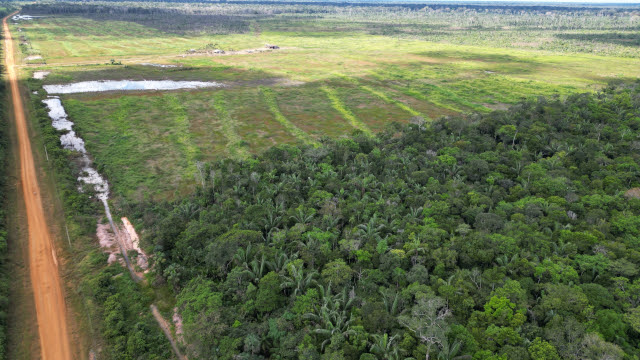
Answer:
(150, 305, 188, 360)
(3, 13, 73, 360)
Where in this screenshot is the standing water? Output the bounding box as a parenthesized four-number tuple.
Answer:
(44, 80, 225, 94)
(42, 96, 141, 281)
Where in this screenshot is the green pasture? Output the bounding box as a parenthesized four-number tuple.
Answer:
(15, 15, 640, 200)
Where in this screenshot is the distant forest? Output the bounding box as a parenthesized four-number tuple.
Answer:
(25, 1, 640, 15)
(29, 0, 640, 11)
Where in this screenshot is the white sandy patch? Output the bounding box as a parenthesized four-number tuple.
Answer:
(140, 63, 178, 68)
(120, 218, 149, 270)
(97, 223, 119, 264)
(25, 55, 43, 61)
(33, 71, 50, 79)
(44, 80, 225, 94)
(97, 223, 116, 248)
(121, 217, 141, 250)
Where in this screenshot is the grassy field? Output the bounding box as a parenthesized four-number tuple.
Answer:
(14, 5, 640, 200)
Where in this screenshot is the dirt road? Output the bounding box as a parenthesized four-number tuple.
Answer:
(150, 305, 188, 360)
(3, 13, 73, 360)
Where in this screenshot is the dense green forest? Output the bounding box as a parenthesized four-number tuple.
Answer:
(0, 7, 13, 357)
(0, 62, 8, 360)
(118, 82, 640, 359)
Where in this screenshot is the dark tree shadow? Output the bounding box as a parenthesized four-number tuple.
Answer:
(556, 32, 640, 47)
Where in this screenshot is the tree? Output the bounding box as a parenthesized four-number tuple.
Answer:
(281, 264, 318, 297)
(528, 338, 560, 360)
(176, 278, 227, 358)
(579, 333, 624, 360)
(399, 294, 451, 360)
(591, 309, 627, 344)
(256, 271, 285, 313)
(369, 333, 400, 360)
(322, 259, 353, 288)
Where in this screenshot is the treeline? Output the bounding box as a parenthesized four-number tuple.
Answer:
(0, 5, 16, 358)
(22, 3, 252, 34)
(21, 1, 640, 56)
(0, 37, 8, 360)
(130, 82, 640, 359)
(42, 0, 640, 13)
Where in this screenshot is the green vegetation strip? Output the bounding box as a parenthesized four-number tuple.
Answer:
(213, 92, 250, 159)
(321, 86, 373, 136)
(164, 95, 200, 176)
(260, 87, 318, 147)
(360, 85, 424, 118)
(336, 73, 426, 119)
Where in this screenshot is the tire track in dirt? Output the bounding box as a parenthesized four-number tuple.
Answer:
(3, 12, 73, 360)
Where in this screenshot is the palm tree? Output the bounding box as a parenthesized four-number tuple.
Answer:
(242, 254, 266, 284)
(438, 340, 471, 360)
(305, 287, 357, 352)
(291, 207, 314, 225)
(261, 210, 282, 237)
(370, 333, 400, 360)
(280, 265, 318, 297)
(380, 289, 401, 316)
(233, 244, 255, 268)
(176, 202, 200, 221)
(321, 214, 342, 232)
(358, 215, 384, 244)
(268, 250, 296, 273)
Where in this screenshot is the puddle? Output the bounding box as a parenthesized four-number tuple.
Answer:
(33, 71, 50, 79)
(44, 80, 225, 94)
(140, 63, 179, 68)
(42, 97, 108, 199)
(12, 15, 44, 21)
(42, 98, 76, 132)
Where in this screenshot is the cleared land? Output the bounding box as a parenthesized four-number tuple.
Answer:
(15, 6, 640, 200)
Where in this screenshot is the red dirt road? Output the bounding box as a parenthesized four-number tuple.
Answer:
(3, 13, 73, 360)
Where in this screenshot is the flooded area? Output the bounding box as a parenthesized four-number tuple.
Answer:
(42, 98, 73, 131)
(42, 97, 107, 198)
(140, 63, 179, 68)
(33, 71, 50, 79)
(12, 15, 45, 21)
(44, 80, 225, 94)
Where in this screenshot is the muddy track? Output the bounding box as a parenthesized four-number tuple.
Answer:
(3, 12, 73, 360)
(150, 305, 188, 360)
